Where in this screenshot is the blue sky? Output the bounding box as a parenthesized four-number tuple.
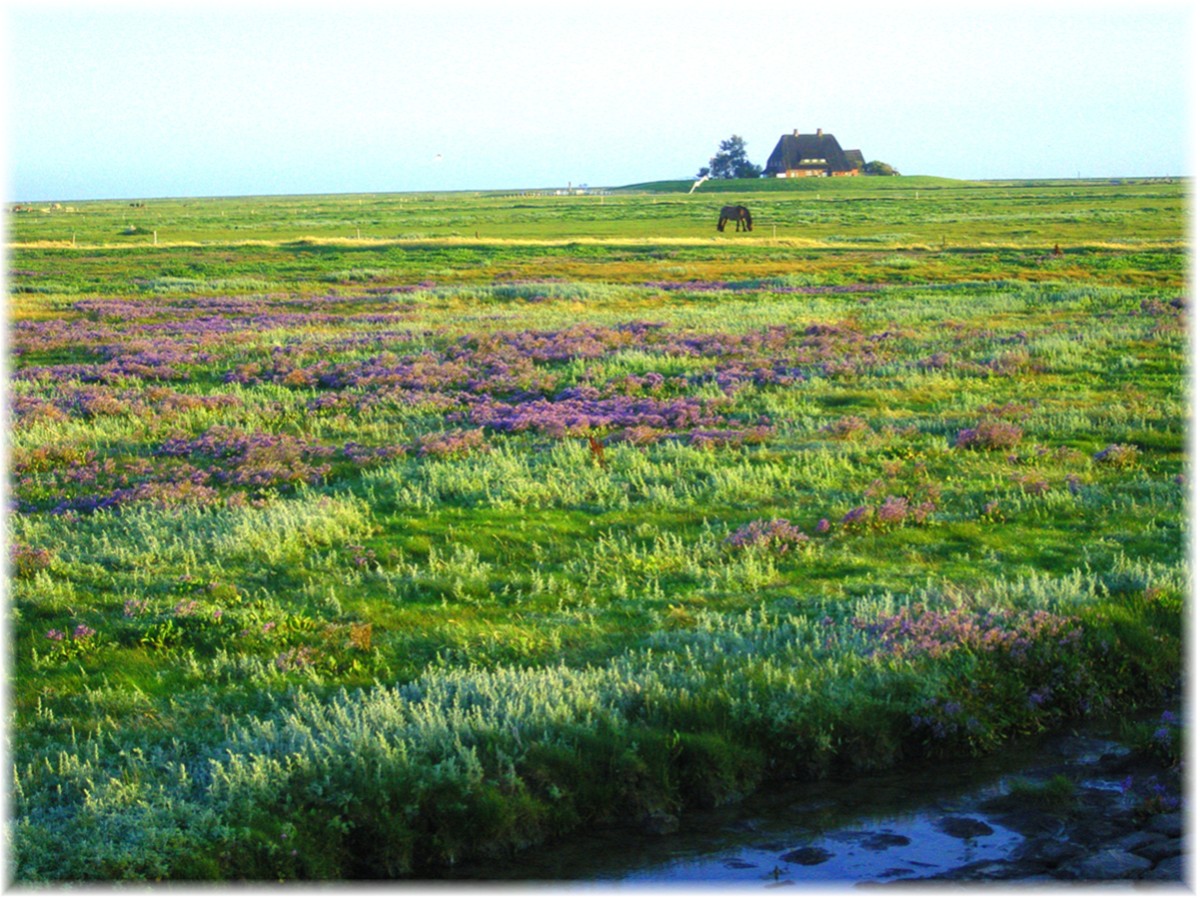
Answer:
(5, 1, 1195, 201)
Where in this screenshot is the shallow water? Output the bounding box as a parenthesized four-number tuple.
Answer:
(456, 727, 1136, 886)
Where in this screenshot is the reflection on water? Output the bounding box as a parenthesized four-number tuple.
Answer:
(455, 726, 1133, 886)
(596, 816, 1024, 886)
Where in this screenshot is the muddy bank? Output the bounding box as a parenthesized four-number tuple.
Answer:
(895, 729, 1185, 884)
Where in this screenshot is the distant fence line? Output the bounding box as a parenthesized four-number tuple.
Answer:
(492, 189, 613, 198)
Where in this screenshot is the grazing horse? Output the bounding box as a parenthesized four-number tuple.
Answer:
(717, 205, 753, 232)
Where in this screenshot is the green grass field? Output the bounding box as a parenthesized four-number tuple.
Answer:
(8, 177, 1187, 880)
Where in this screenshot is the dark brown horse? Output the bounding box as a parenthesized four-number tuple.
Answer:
(717, 205, 753, 232)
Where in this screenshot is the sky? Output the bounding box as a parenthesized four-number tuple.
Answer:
(3, 0, 1196, 201)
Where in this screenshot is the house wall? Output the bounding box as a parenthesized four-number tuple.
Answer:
(778, 169, 861, 177)
(780, 168, 859, 177)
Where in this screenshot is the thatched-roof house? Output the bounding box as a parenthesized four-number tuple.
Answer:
(764, 129, 862, 177)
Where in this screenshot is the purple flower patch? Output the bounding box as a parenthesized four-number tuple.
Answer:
(955, 420, 1023, 451)
(1093, 443, 1139, 468)
(725, 519, 809, 554)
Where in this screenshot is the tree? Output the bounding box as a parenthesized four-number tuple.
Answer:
(863, 160, 900, 176)
(701, 135, 763, 180)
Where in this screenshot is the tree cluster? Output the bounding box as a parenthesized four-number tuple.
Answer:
(863, 160, 900, 176)
(698, 135, 762, 180)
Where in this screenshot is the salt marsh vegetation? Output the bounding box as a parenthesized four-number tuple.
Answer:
(8, 178, 1186, 880)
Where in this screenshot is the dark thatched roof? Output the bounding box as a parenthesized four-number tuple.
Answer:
(764, 131, 859, 175)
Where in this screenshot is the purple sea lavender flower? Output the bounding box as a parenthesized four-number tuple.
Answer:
(918, 352, 952, 370)
(1013, 473, 1050, 495)
(725, 519, 809, 554)
(11, 543, 53, 576)
(1093, 443, 1139, 468)
(909, 500, 937, 525)
(955, 420, 1023, 451)
(875, 496, 910, 526)
(821, 416, 871, 440)
(274, 645, 318, 672)
(841, 505, 873, 529)
(412, 428, 488, 458)
(459, 395, 728, 438)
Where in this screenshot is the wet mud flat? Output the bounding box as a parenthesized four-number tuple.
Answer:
(455, 724, 1186, 887)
